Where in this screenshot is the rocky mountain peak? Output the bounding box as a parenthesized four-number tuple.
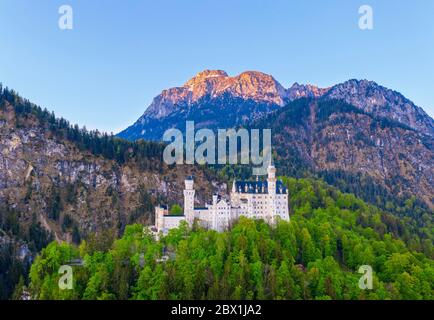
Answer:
(325, 79, 434, 136)
(143, 70, 288, 120)
(287, 82, 330, 101)
(182, 69, 287, 105)
(230, 71, 287, 105)
(118, 71, 434, 141)
(184, 70, 229, 88)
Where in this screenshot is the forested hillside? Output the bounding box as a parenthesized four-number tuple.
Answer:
(0, 86, 221, 299)
(28, 178, 433, 300)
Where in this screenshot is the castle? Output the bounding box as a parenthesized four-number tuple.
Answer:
(154, 163, 289, 234)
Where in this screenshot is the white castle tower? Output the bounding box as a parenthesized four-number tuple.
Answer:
(183, 176, 195, 225)
(267, 161, 277, 224)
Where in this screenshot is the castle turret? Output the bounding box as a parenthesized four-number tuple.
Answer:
(267, 162, 277, 223)
(212, 194, 218, 205)
(267, 163, 276, 195)
(184, 176, 195, 225)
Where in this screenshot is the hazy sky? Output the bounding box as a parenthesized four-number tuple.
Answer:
(1, 0, 433, 133)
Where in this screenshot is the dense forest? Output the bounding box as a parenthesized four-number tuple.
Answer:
(27, 178, 433, 300)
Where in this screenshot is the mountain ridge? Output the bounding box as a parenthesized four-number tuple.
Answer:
(118, 70, 434, 140)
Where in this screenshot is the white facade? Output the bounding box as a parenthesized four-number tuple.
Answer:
(154, 164, 289, 234)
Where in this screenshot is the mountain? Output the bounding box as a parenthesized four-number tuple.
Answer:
(118, 70, 288, 140)
(118, 70, 433, 141)
(117, 70, 434, 209)
(323, 79, 434, 136)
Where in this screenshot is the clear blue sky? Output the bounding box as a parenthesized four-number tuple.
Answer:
(1, 0, 433, 133)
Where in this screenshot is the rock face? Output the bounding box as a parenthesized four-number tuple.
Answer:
(287, 83, 330, 101)
(0, 101, 220, 242)
(146, 70, 287, 118)
(118, 70, 433, 141)
(324, 79, 434, 136)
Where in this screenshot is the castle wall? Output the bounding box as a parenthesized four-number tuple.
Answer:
(160, 216, 186, 234)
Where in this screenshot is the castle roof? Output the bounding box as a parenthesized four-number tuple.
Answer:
(234, 180, 287, 194)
